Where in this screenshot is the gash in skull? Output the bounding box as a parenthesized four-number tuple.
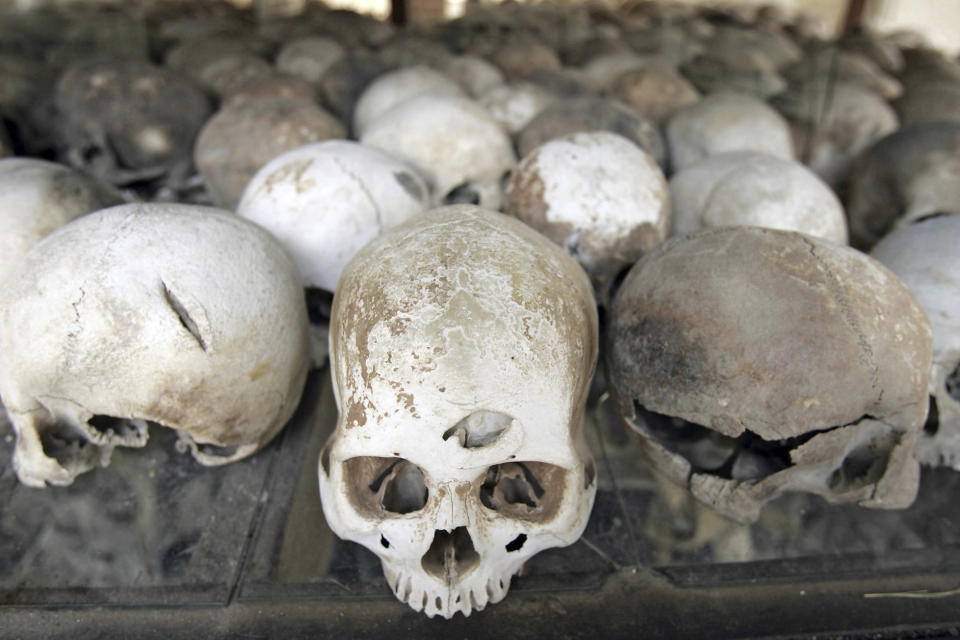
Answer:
(319, 205, 598, 618)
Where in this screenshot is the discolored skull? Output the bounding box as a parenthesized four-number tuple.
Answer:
(53, 57, 212, 189)
(669, 151, 848, 244)
(504, 131, 670, 297)
(361, 94, 516, 209)
(0, 203, 310, 487)
(846, 122, 960, 250)
(194, 95, 346, 210)
(607, 227, 932, 523)
(0, 158, 123, 280)
(871, 215, 960, 469)
(609, 65, 701, 126)
(319, 205, 598, 618)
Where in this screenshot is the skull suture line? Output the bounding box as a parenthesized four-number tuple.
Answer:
(319, 205, 598, 619)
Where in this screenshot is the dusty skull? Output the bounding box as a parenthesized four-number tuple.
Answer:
(504, 131, 670, 297)
(53, 57, 212, 188)
(0, 158, 123, 280)
(194, 96, 346, 210)
(666, 90, 795, 172)
(360, 94, 516, 209)
(607, 227, 932, 523)
(871, 215, 960, 469)
(846, 122, 960, 250)
(319, 205, 598, 618)
(0, 203, 310, 487)
(352, 66, 466, 137)
(237, 140, 430, 293)
(669, 151, 848, 244)
(275, 35, 346, 85)
(478, 82, 558, 136)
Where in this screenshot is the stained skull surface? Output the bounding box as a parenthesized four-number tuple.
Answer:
(319, 205, 598, 618)
(607, 227, 932, 523)
(0, 203, 310, 487)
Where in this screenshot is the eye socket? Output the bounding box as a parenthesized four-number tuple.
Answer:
(443, 183, 481, 205)
(478, 461, 567, 521)
(343, 456, 429, 517)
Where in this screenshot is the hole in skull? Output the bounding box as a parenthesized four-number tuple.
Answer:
(87, 415, 132, 436)
(948, 361, 960, 403)
(39, 423, 90, 463)
(380, 535, 390, 549)
(393, 171, 424, 202)
(829, 441, 885, 492)
(505, 533, 527, 552)
(924, 395, 940, 436)
(442, 411, 513, 448)
(480, 462, 544, 511)
(305, 287, 333, 324)
(373, 459, 428, 514)
(161, 281, 207, 351)
(443, 183, 481, 205)
(421, 527, 480, 582)
(633, 403, 874, 481)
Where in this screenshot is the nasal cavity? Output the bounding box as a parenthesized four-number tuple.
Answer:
(421, 527, 480, 583)
(442, 411, 513, 448)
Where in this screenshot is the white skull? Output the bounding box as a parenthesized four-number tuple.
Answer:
(666, 90, 795, 172)
(319, 205, 598, 618)
(0, 158, 122, 281)
(236, 140, 430, 293)
(440, 56, 505, 98)
(352, 66, 467, 137)
(669, 151, 848, 244)
(479, 82, 558, 135)
(360, 94, 517, 210)
(0, 203, 310, 487)
(503, 131, 670, 296)
(871, 214, 960, 469)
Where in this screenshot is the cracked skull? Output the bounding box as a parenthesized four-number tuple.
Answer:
(607, 227, 932, 523)
(871, 215, 960, 470)
(0, 203, 310, 487)
(319, 205, 598, 618)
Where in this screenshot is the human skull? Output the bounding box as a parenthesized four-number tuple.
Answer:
(479, 82, 558, 135)
(773, 80, 899, 188)
(194, 96, 346, 210)
(361, 94, 516, 209)
(669, 151, 848, 244)
(845, 122, 960, 250)
(0, 158, 123, 280)
(504, 131, 669, 297)
(0, 203, 310, 487)
(352, 66, 466, 137)
(237, 140, 429, 293)
(517, 96, 666, 166)
(871, 215, 960, 469)
(319, 205, 598, 618)
(275, 35, 346, 85)
(53, 57, 212, 188)
(440, 56, 504, 98)
(609, 65, 701, 126)
(666, 91, 795, 172)
(607, 226, 932, 523)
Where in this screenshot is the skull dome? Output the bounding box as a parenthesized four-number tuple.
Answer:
(352, 66, 466, 137)
(665, 90, 795, 172)
(871, 214, 960, 469)
(0, 203, 310, 487)
(236, 140, 430, 293)
(0, 158, 123, 280)
(607, 227, 932, 523)
(320, 205, 598, 618)
(504, 131, 670, 296)
(360, 94, 516, 210)
(669, 151, 848, 244)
